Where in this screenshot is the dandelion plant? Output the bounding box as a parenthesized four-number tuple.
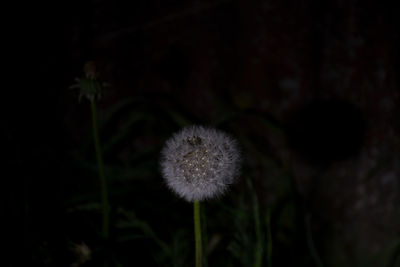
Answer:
(70, 61, 110, 239)
(160, 125, 241, 267)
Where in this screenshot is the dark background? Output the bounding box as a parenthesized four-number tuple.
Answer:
(4, 0, 400, 266)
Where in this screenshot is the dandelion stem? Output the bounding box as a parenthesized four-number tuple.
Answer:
(194, 201, 202, 267)
(249, 178, 263, 267)
(266, 209, 272, 267)
(90, 99, 110, 239)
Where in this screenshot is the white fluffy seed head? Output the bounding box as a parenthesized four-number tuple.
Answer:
(160, 125, 241, 202)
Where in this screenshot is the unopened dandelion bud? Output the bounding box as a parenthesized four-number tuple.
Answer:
(69, 61, 107, 102)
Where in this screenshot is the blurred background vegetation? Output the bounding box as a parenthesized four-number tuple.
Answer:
(3, 0, 400, 266)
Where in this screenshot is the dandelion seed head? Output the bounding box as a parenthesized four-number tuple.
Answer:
(160, 125, 240, 202)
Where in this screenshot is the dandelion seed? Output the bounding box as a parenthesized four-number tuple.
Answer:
(160, 125, 241, 202)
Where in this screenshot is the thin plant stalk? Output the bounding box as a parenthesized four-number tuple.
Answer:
(194, 201, 202, 267)
(253, 198, 263, 267)
(266, 209, 272, 267)
(248, 178, 263, 267)
(90, 99, 110, 239)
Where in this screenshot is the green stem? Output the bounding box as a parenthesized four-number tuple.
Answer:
(266, 209, 272, 267)
(251, 183, 263, 267)
(194, 201, 202, 267)
(90, 99, 110, 239)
